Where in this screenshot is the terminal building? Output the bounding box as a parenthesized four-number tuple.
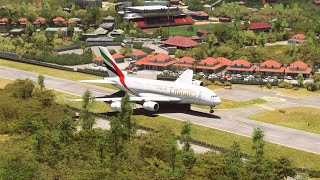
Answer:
(118, 5, 194, 28)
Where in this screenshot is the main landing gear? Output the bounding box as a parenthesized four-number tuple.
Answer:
(210, 106, 214, 113)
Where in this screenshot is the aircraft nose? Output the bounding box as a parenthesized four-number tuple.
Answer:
(215, 97, 221, 105)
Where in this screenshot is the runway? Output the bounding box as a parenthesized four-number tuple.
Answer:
(1, 66, 320, 154)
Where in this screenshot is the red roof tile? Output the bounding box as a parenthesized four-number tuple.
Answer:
(66, 19, 76, 24)
(34, 17, 46, 24)
(255, 66, 285, 73)
(215, 57, 232, 66)
(154, 53, 171, 62)
(132, 50, 147, 56)
(189, 36, 201, 40)
(197, 29, 210, 34)
(112, 53, 124, 59)
(95, 56, 104, 61)
(18, 18, 28, 24)
(289, 60, 307, 69)
(292, 34, 306, 40)
(177, 56, 195, 64)
(163, 36, 199, 48)
(53, 17, 65, 22)
(230, 59, 252, 66)
(260, 59, 281, 68)
(248, 22, 271, 30)
(285, 60, 311, 74)
(135, 55, 176, 67)
(0, 17, 8, 23)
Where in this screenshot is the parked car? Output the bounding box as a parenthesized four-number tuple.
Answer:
(285, 76, 293, 80)
(125, 66, 133, 70)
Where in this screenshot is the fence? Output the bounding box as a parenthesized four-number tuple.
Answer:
(0, 51, 109, 77)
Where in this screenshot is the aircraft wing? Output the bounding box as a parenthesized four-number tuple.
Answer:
(70, 96, 181, 103)
(80, 79, 117, 84)
(175, 69, 193, 84)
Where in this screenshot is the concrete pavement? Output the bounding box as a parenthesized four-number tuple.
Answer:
(1, 66, 320, 154)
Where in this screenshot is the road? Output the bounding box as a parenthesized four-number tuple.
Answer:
(1, 66, 320, 154)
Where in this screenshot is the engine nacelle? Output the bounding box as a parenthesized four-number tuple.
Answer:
(143, 101, 159, 112)
(111, 101, 122, 112)
(192, 80, 204, 86)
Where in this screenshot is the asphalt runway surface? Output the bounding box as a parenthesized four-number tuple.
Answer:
(1, 66, 320, 154)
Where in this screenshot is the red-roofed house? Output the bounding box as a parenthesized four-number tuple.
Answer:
(197, 29, 210, 37)
(163, 36, 199, 49)
(226, 59, 256, 74)
(0, 17, 8, 26)
(196, 57, 232, 73)
(53, 17, 65, 25)
(314, 0, 320, 6)
(248, 22, 271, 32)
(131, 50, 148, 60)
(174, 56, 195, 69)
(288, 34, 306, 44)
(18, 18, 28, 25)
(285, 60, 312, 78)
(191, 11, 209, 20)
(255, 60, 285, 77)
(135, 53, 176, 71)
(95, 56, 104, 66)
(112, 53, 125, 63)
(34, 17, 46, 25)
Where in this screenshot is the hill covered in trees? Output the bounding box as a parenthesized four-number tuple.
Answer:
(0, 79, 310, 179)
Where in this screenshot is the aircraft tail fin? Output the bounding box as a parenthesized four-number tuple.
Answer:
(98, 46, 125, 78)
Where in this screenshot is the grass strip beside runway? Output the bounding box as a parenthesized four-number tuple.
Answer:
(248, 107, 320, 134)
(136, 114, 320, 171)
(193, 98, 267, 109)
(0, 59, 118, 90)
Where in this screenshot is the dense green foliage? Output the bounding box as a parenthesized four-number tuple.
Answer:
(25, 53, 93, 65)
(0, 79, 304, 179)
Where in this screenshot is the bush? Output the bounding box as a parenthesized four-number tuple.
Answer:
(168, 49, 176, 55)
(224, 81, 232, 87)
(141, 47, 152, 54)
(279, 109, 286, 114)
(25, 53, 92, 66)
(293, 87, 299, 91)
(278, 81, 291, 89)
(201, 78, 212, 86)
(306, 83, 318, 92)
(133, 42, 143, 49)
(108, 48, 116, 55)
(266, 83, 272, 89)
(214, 80, 223, 86)
(285, 84, 293, 89)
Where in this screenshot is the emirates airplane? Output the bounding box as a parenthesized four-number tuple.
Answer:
(78, 47, 221, 113)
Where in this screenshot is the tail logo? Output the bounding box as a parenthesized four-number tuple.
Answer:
(99, 47, 132, 92)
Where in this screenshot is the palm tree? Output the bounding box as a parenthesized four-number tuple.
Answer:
(187, 26, 194, 36)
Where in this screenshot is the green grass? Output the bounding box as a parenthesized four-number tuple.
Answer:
(194, 98, 268, 109)
(248, 107, 320, 134)
(0, 59, 118, 90)
(136, 114, 320, 171)
(54, 91, 111, 113)
(147, 24, 233, 37)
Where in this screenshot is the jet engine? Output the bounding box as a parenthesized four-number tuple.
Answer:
(192, 80, 204, 86)
(143, 101, 159, 112)
(111, 101, 122, 112)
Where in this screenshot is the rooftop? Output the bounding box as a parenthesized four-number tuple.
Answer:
(292, 34, 306, 40)
(192, 11, 209, 16)
(260, 59, 282, 68)
(112, 53, 124, 59)
(248, 22, 271, 30)
(132, 50, 147, 56)
(135, 55, 176, 67)
(197, 29, 210, 34)
(163, 36, 199, 48)
(230, 59, 252, 67)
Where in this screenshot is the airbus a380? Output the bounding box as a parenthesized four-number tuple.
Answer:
(78, 47, 221, 113)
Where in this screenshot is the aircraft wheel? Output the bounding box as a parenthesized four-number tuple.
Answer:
(210, 109, 214, 113)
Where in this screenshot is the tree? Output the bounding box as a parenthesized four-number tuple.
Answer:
(119, 93, 137, 141)
(37, 75, 45, 90)
(5, 79, 35, 99)
(80, 41, 88, 54)
(109, 116, 125, 158)
(312, 73, 320, 83)
(180, 122, 196, 169)
(187, 26, 194, 36)
(32, 88, 56, 107)
(59, 116, 76, 145)
(297, 72, 304, 87)
(225, 141, 244, 180)
(275, 157, 296, 179)
(80, 90, 95, 130)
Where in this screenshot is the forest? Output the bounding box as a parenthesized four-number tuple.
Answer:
(0, 79, 307, 179)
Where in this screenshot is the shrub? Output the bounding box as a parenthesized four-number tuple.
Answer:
(194, 74, 202, 80)
(293, 87, 299, 91)
(201, 78, 212, 86)
(224, 81, 232, 87)
(285, 84, 293, 89)
(279, 109, 286, 114)
(278, 81, 291, 89)
(25, 53, 92, 66)
(108, 48, 116, 55)
(133, 42, 143, 49)
(306, 83, 318, 92)
(141, 47, 152, 54)
(214, 80, 223, 86)
(266, 83, 272, 89)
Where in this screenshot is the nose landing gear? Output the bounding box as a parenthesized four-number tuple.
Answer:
(210, 106, 214, 113)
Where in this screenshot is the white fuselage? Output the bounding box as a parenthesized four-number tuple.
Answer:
(113, 76, 221, 107)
